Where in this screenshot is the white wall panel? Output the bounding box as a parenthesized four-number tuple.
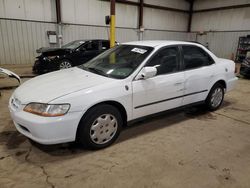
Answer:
(145, 0, 189, 10)
(0, 19, 194, 65)
(144, 7, 188, 31)
(196, 32, 250, 59)
(62, 24, 138, 44)
(0, 0, 195, 65)
(143, 30, 195, 41)
(61, 0, 138, 28)
(116, 4, 138, 28)
(191, 0, 250, 59)
(192, 7, 250, 31)
(194, 0, 250, 10)
(0, 0, 56, 22)
(0, 20, 57, 64)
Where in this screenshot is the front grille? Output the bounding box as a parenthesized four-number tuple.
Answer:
(11, 97, 21, 110)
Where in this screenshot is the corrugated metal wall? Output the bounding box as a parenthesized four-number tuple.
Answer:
(192, 7, 250, 31)
(62, 25, 139, 44)
(196, 32, 250, 58)
(0, 0, 56, 22)
(144, 8, 188, 31)
(62, 25, 194, 44)
(143, 30, 195, 41)
(0, 19, 57, 65)
(0, 0, 192, 65)
(192, 0, 250, 59)
(193, 0, 250, 10)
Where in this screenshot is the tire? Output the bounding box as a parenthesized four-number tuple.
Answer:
(77, 104, 122, 150)
(58, 59, 72, 70)
(205, 83, 225, 111)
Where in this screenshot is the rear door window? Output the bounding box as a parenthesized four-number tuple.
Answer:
(182, 45, 214, 70)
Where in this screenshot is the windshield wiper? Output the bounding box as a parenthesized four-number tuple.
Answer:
(87, 67, 108, 77)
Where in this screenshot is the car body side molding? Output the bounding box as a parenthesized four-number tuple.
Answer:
(134, 90, 208, 109)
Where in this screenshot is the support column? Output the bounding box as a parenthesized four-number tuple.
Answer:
(187, 0, 194, 32)
(55, 0, 63, 47)
(110, 0, 116, 48)
(138, 0, 144, 41)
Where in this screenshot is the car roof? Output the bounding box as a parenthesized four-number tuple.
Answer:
(75, 39, 109, 42)
(123, 40, 203, 48)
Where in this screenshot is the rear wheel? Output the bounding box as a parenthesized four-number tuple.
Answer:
(205, 83, 224, 111)
(77, 104, 122, 149)
(59, 59, 72, 70)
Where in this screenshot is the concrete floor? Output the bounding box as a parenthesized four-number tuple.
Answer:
(0, 75, 250, 188)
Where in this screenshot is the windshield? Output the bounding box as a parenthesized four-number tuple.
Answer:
(62, 40, 85, 49)
(78, 45, 154, 79)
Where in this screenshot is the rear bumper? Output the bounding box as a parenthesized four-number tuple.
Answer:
(226, 77, 238, 92)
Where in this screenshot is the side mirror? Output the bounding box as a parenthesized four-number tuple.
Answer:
(135, 67, 157, 80)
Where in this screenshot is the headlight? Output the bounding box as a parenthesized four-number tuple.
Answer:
(44, 56, 58, 60)
(24, 103, 70, 117)
(47, 55, 58, 60)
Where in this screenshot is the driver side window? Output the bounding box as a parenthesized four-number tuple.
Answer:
(146, 47, 179, 75)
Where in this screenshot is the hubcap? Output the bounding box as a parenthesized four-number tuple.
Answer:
(59, 61, 72, 69)
(90, 114, 118, 144)
(211, 88, 223, 108)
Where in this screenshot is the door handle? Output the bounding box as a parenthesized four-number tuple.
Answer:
(174, 82, 183, 86)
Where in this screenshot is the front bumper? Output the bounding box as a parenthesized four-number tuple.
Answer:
(33, 59, 58, 74)
(9, 100, 83, 145)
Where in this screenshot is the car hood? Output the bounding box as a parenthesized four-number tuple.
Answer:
(13, 67, 114, 104)
(40, 48, 72, 56)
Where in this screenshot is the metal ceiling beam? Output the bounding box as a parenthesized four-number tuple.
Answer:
(193, 3, 250, 13)
(143, 3, 189, 13)
(102, 0, 189, 13)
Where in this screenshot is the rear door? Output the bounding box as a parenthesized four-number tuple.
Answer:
(132, 46, 185, 119)
(181, 45, 215, 105)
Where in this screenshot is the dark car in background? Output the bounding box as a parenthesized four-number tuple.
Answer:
(240, 57, 250, 78)
(33, 39, 115, 74)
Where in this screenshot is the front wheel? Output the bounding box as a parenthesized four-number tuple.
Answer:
(77, 104, 122, 150)
(59, 59, 72, 70)
(205, 83, 225, 111)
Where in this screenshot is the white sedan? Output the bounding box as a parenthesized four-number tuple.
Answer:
(9, 41, 237, 149)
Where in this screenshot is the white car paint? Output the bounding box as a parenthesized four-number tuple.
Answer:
(9, 41, 238, 145)
(0, 68, 21, 83)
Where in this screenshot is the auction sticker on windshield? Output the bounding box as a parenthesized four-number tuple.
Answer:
(131, 48, 147, 54)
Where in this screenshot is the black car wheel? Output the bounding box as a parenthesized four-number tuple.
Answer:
(205, 83, 224, 111)
(59, 59, 73, 70)
(77, 104, 122, 150)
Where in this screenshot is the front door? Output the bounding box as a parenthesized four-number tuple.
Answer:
(132, 46, 185, 119)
